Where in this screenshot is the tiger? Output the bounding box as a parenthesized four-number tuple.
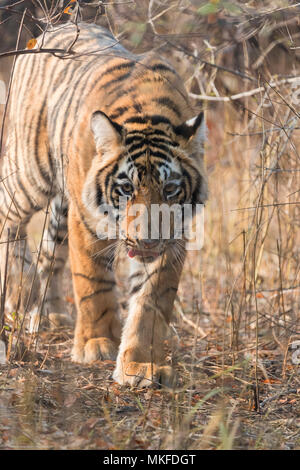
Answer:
(0, 22, 208, 387)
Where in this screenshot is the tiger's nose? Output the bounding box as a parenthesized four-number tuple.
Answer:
(141, 240, 160, 250)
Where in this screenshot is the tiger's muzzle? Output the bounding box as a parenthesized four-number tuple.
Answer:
(126, 239, 162, 261)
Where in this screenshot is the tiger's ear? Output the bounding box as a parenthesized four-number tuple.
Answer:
(91, 111, 123, 151)
(174, 112, 206, 145)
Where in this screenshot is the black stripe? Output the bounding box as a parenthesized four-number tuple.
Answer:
(24, 96, 54, 197)
(124, 115, 172, 127)
(109, 106, 129, 120)
(151, 64, 176, 74)
(150, 142, 171, 154)
(79, 286, 114, 304)
(127, 141, 146, 154)
(4, 177, 31, 218)
(95, 309, 110, 322)
(11, 135, 44, 215)
(124, 116, 147, 125)
(180, 181, 187, 203)
(52, 58, 77, 91)
(130, 283, 143, 295)
(47, 151, 55, 182)
(181, 162, 202, 204)
(49, 218, 68, 232)
(125, 136, 143, 146)
(76, 204, 98, 240)
(155, 97, 182, 118)
(110, 85, 136, 103)
(150, 136, 172, 145)
(147, 129, 169, 137)
(117, 172, 130, 180)
(49, 65, 84, 140)
(129, 267, 167, 294)
(150, 150, 171, 162)
(102, 72, 132, 89)
(73, 273, 115, 284)
(129, 271, 143, 280)
(127, 150, 146, 162)
(113, 187, 123, 197)
(100, 61, 135, 78)
(104, 162, 119, 199)
(70, 58, 113, 127)
(151, 115, 172, 126)
(96, 181, 103, 206)
(47, 225, 67, 244)
(52, 266, 65, 275)
(59, 61, 103, 155)
(191, 174, 202, 205)
(133, 102, 143, 113)
(125, 132, 147, 142)
(53, 202, 68, 218)
(18, 55, 38, 112)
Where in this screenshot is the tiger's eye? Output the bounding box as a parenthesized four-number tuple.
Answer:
(165, 183, 177, 193)
(164, 182, 179, 198)
(121, 182, 133, 195)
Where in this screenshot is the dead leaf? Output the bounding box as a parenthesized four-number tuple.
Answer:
(262, 378, 281, 384)
(64, 1, 76, 15)
(256, 292, 264, 299)
(64, 394, 78, 407)
(27, 38, 37, 50)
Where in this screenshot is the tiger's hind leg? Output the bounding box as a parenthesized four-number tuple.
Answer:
(0, 162, 42, 324)
(29, 194, 72, 332)
(0, 220, 40, 319)
(0, 154, 70, 335)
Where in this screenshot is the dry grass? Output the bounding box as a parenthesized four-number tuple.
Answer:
(0, 0, 299, 450)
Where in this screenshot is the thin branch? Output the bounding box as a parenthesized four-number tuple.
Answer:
(0, 47, 75, 60)
(189, 76, 300, 103)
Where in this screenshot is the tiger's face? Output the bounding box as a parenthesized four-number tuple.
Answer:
(82, 111, 208, 262)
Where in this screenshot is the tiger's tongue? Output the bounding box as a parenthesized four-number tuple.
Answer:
(128, 249, 158, 259)
(128, 249, 145, 258)
(128, 249, 136, 258)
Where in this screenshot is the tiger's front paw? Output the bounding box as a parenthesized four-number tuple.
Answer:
(72, 337, 118, 363)
(113, 361, 176, 388)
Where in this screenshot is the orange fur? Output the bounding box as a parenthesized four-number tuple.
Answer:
(0, 23, 208, 387)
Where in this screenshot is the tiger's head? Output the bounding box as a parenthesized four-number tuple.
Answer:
(82, 110, 208, 262)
